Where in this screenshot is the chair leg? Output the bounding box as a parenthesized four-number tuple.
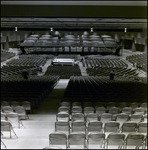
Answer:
(11, 128, 18, 138)
(1, 140, 7, 148)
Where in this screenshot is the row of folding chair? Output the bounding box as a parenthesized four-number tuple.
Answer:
(58, 105, 147, 116)
(48, 131, 147, 149)
(56, 112, 147, 124)
(54, 120, 147, 136)
(1, 105, 29, 120)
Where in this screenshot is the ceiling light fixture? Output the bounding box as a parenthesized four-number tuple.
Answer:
(50, 28, 53, 31)
(124, 28, 127, 32)
(91, 28, 93, 32)
(15, 27, 17, 31)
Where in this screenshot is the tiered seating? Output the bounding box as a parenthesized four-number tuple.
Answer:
(1, 75, 60, 108)
(1, 51, 15, 62)
(126, 53, 147, 72)
(44, 65, 82, 79)
(85, 57, 137, 78)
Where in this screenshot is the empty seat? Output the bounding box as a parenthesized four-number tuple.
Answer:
(116, 113, 129, 128)
(71, 106, 82, 114)
(68, 132, 86, 149)
(137, 122, 147, 134)
(1, 101, 10, 107)
(21, 101, 31, 114)
(86, 113, 98, 123)
(100, 113, 112, 127)
(96, 107, 106, 116)
(58, 106, 70, 113)
(122, 107, 133, 115)
(56, 112, 70, 122)
(130, 114, 143, 123)
(2, 106, 13, 113)
(71, 121, 86, 134)
(71, 113, 85, 122)
(134, 107, 145, 115)
(87, 132, 105, 149)
(14, 106, 27, 120)
(106, 133, 126, 149)
(125, 133, 145, 149)
(49, 132, 67, 149)
(84, 107, 94, 116)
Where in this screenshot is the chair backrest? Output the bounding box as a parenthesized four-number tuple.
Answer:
(137, 122, 147, 133)
(116, 113, 129, 127)
(71, 113, 85, 122)
(122, 107, 133, 115)
(21, 101, 31, 110)
(1, 120, 12, 132)
(58, 106, 69, 113)
(71, 107, 82, 114)
(118, 102, 128, 108)
(11, 101, 20, 108)
(55, 121, 70, 133)
(122, 121, 137, 132)
(68, 132, 85, 147)
(87, 132, 105, 145)
(86, 113, 98, 123)
(5, 112, 19, 127)
(96, 107, 106, 115)
(87, 121, 103, 133)
(1, 112, 6, 120)
(106, 102, 116, 110)
(49, 132, 67, 146)
(71, 121, 86, 132)
(108, 107, 119, 115)
(84, 107, 94, 115)
(134, 107, 145, 115)
(107, 133, 125, 146)
(126, 133, 145, 147)
(56, 112, 69, 122)
(2, 106, 13, 113)
(1, 101, 10, 107)
(140, 103, 147, 111)
(14, 106, 26, 114)
(104, 121, 120, 132)
(60, 101, 70, 107)
(130, 102, 139, 110)
(72, 102, 82, 107)
(100, 113, 112, 125)
(130, 114, 143, 123)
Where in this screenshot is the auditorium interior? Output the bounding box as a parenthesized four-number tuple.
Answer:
(1, 1, 147, 149)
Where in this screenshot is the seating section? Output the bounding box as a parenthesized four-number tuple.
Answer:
(126, 53, 147, 72)
(1, 50, 15, 62)
(1, 75, 60, 108)
(62, 76, 147, 102)
(84, 57, 138, 78)
(44, 65, 82, 79)
(20, 34, 118, 54)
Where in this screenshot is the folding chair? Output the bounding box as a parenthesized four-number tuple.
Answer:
(71, 113, 85, 122)
(71, 106, 82, 114)
(60, 101, 71, 108)
(58, 106, 70, 113)
(137, 122, 147, 134)
(22, 101, 32, 115)
(121, 121, 137, 137)
(116, 113, 129, 128)
(134, 107, 145, 115)
(72, 102, 82, 107)
(68, 132, 86, 149)
(130, 114, 143, 123)
(140, 103, 147, 112)
(87, 121, 103, 135)
(2, 106, 13, 113)
(83, 102, 93, 108)
(86, 113, 99, 123)
(96, 107, 106, 116)
(125, 133, 145, 149)
(108, 107, 120, 120)
(106, 133, 126, 149)
(130, 102, 139, 111)
(5, 112, 24, 128)
(104, 121, 120, 137)
(1, 112, 6, 121)
(106, 102, 116, 110)
(100, 113, 112, 128)
(84, 107, 95, 116)
(71, 121, 86, 134)
(43, 146, 62, 149)
(11, 101, 20, 109)
(49, 132, 67, 149)
(55, 121, 70, 136)
(121, 107, 133, 115)
(14, 106, 28, 120)
(56, 112, 70, 122)
(1, 120, 18, 138)
(87, 132, 105, 149)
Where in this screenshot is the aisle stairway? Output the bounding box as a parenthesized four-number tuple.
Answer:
(33, 79, 69, 114)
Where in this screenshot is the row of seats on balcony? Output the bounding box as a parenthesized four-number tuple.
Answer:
(63, 76, 147, 103)
(126, 53, 147, 72)
(1, 51, 15, 62)
(1, 76, 60, 108)
(44, 65, 82, 79)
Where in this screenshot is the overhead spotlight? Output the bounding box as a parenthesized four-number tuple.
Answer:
(91, 28, 93, 32)
(50, 28, 53, 32)
(124, 28, 127, 32)
(15, 27, 17, 31)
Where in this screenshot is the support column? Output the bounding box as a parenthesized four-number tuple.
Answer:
(5, 36, 9, 50)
